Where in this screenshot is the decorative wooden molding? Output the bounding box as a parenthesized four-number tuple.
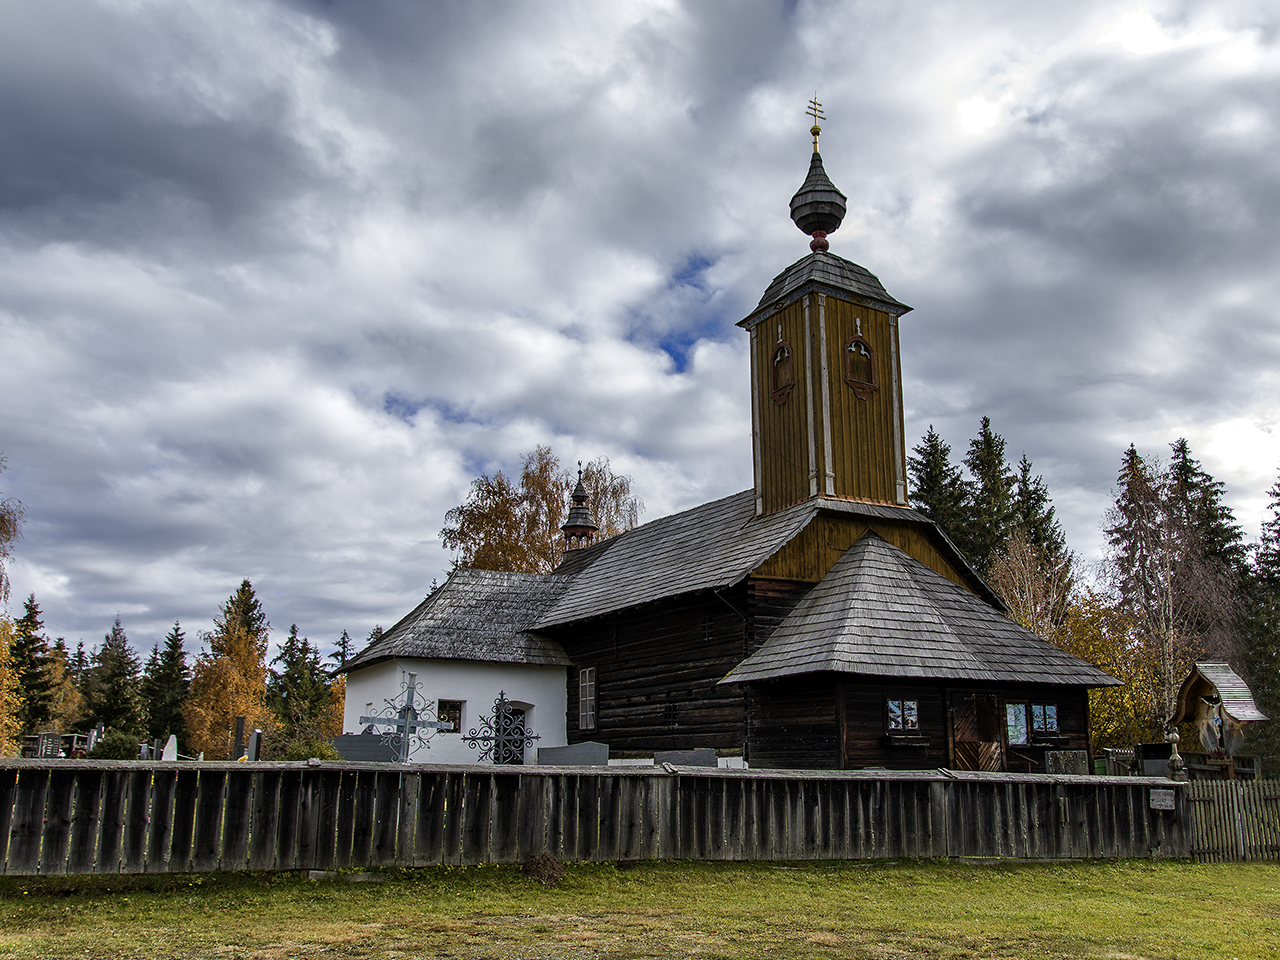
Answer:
(843, 335, 878, 400)
(770, 340, 795, 405)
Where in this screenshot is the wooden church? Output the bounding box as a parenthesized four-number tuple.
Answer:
(343, 113, 1118, 772)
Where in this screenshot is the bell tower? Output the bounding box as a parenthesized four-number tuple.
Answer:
(739, 101, 912, 517)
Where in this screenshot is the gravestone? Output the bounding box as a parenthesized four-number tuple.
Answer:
(1045, 750, 1089, 775)
(331, 733, 398, 762)
(536, 741, 609, 765)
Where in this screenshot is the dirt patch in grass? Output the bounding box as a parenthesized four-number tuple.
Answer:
(0, 860, 1277, 959)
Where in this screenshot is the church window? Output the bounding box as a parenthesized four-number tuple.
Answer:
(886, 698, 918, 732)
(1031, 703, 1058, 734)
(770, 341, 795, 405)
(579, 666, 597, 731)
(843, 335, 878, 400)
(1006, 702, 1029, 745)
(438, 700, 463, 734)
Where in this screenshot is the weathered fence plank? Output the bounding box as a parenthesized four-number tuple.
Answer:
(12, 762, 1275, 875)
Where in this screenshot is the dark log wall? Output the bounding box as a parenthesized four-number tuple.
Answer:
(744, 578, 813, 655)
(559, 588, 752, 755)
(745, 675, 840, 769)
(748, 677, 1094, 772)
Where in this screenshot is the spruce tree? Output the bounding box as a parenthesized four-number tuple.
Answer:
(961, 417, 1016, 574)
(1011, 454, 1067, 558)
(84, 617, 144, 734)
(12, 594, 54, 735)
(268, 624, 332, 742)
(141, 621, 190, 745)
(907, 426, 972, 549)
(1168, 438, 1247, 573)
(1243, 469, 1280, 773)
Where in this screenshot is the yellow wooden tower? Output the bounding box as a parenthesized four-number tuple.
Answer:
(739, 100, 912, 517)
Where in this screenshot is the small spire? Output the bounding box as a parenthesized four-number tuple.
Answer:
(790, 99, 846, 251)
(561, 461, 599, 552)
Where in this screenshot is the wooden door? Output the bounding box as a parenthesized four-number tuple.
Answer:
(948, 691, 1003, 771)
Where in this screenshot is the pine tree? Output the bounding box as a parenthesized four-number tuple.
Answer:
(961, 417, 1016, 574)
(907, 426, 972, 550)
(141, 621, 190, 746)
(267, 624, 333, 745)
(71, 641, 91, 693)
(1011, 454, 1067, 558)
(1168, 438, 1248, 573)
(83, 617, 144, 734)
(331, 629, 354, 666)
(184, 579, 273, 759)
(12, 595, 54, 735)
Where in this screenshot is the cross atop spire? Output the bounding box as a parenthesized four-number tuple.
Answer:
(807, 94, 825, 152)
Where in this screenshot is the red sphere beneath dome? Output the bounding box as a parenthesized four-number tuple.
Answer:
(810, 231, 829, 252)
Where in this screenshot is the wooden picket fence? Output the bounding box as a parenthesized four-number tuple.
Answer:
(1187, 779, 1280, 863)
(0, 760, 1195, 876)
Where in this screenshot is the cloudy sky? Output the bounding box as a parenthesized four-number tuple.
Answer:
(3, 0, 1279, 659)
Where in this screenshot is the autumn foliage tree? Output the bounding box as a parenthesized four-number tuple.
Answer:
(184, 580, 273, 759)
(441, 446, 642, 574)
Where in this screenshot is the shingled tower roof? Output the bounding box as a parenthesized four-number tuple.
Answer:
(721, 533, 1120, 687)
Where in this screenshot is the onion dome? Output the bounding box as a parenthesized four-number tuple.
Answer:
(789, 151, 847, 252)
(561, 464, 599, 551)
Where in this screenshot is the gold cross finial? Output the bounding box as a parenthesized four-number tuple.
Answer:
(807, 94, 825, 151)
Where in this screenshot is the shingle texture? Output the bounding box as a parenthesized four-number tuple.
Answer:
(341, 568, 573, 671)
(536, 490, 816, 628)
(751, 251, 910, 315)
(721, 533, 1119, 687)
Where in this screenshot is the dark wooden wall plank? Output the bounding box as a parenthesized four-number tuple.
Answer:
(146, 770, 178, 873)
(191, 770, 227, 873)
(371, 771, 401, 867)
(518, 774, 547, 860)
(66, 769, 104, 875)
(296, 770, 325, 870)
(349, 770, 377, 867)
(96, 771, 128, 874)
(491, 773, 521, 864)
(222, 771, 254, 871)
(39, 769, 77, 876)
(275, 771, 303, 871)
(7, 769, 49, 875)
(0, 769, 16, 871)
(577, 776, 600, 862)
(333, 770, 359, 869)
(441, 773, 465, 866)
(397, 772, 419, 867)
(597, 775, 621, 861)
(311, 771, 342, 871)
(248, 771, 281, 872)
(168, 769, 199, 873)
(120, 770, 153, 874)
(461, 774, 492, 866)
(413, 772, 445, 867)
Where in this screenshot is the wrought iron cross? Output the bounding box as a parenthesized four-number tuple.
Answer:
(358, 672, 453, 762)
(463, 691, 540, 765)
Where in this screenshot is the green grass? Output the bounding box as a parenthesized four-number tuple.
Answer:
(1, 859, 1277, 959)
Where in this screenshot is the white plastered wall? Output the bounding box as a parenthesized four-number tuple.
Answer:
(342, 658, 568, 764)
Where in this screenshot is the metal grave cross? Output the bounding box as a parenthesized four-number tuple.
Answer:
(359, 672, 453, 762)
(463, 690, 540, 765)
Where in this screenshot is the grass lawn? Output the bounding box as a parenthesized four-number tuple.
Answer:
(0, 859, 1277, 959)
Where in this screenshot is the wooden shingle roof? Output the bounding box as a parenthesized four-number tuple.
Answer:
(741, 251, 911, 327)
(537, 491, 815, 628)
(721, 533, 1119, 687)
(340, 568, 572, 672)
(537, 490, 996, 629)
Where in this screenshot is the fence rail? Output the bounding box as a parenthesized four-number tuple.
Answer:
(0, 761, 1193, 876)
(1188, 779, 1280, 863)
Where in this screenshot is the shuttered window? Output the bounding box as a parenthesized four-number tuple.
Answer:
(579, 666, 597, 731)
